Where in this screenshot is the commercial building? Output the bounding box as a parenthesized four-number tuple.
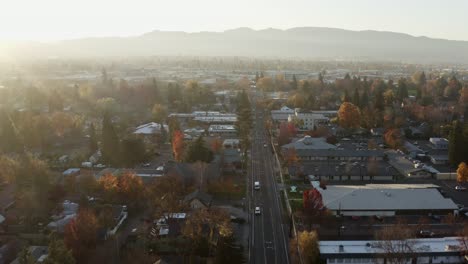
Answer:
(316, 184, 458, 216)
(208, 125, 237, 137)
(288, 109, 329, 130)
(319, 237, 465, 264)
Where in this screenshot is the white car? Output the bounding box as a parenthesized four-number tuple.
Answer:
(263, 143, 268, 148)
(254, 207, 261, 215)
(254, 181, 260, 190)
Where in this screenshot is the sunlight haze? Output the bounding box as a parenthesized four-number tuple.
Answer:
(1, 0, 467, 41)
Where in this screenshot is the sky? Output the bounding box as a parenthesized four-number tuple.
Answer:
(0, 0, 467, 42)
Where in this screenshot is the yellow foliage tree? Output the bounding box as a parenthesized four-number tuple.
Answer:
(456, 162, 468, 183)
(338, 102, 361, 129)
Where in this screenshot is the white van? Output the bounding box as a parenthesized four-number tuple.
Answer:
(254, 181, 260, 190)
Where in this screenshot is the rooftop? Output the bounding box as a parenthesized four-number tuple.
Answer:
(320, 237, 464, 256)
(134, 122, 168, 135)
(317, 184, 458, 211)
(282, 136, 337, 150)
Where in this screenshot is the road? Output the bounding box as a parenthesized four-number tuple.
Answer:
(248, 91, 290, 264)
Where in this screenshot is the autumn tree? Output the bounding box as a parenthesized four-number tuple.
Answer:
(148, 175, 185, 220)
(43, 238, 75, 264)
(338, 102, 361, 129)
(64, 209, 99, 262)
(182, 208, 233, 256)
(172, 130, 185, 162)
(211, 138, 223, 154)
(297, 230, 320, 264)
(17, 247, 35, 264)
(456, 162, 468, 183)
(257, 76, 274, 91)
(278, 122, 292, 146)
(98, 173, 119, 202)
(384, 128, 403, 149)
(152, 104, 167, 124)
(117, 172, 146, 209)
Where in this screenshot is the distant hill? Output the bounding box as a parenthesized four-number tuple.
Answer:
(4, 27, 468, 63)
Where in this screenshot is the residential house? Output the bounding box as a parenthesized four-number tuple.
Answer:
(183, 190, 213, 210)
(429, 138, 449, 150)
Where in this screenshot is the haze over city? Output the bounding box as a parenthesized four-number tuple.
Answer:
(0, 1, 467, 264)
(1, 0, 468, 41)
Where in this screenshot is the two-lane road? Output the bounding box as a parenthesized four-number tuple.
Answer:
(249, 94, 289, 264)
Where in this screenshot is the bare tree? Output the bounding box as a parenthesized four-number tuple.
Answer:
(374, 218, 416, 264)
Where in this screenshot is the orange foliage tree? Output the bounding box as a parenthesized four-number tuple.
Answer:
(384, 128, 403, 149)
(64, 209, 99, 262)
(338, 102, 361, 129)
(172, 130, 185, 162)
(456, 162, 468, 183)
(118, 172, 146, 209)
(211, 138, 223, 154)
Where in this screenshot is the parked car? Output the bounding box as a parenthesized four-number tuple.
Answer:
(455, 186, 467, 191)
(351, 216, 360, 220)
(374, 215, 383, 222)
(430, 214, 441, 221)
(418, 230, 434, 238)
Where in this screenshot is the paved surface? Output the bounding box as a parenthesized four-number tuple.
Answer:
(248, 91, 290, 264)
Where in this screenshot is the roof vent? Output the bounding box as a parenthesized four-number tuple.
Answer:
(339, 245, 344, 252)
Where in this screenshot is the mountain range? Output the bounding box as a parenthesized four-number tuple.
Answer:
(3, 27, 468, 63)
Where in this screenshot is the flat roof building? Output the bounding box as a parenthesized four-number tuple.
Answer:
(320, 237, 465, 264)
(316, 184, 458, 216)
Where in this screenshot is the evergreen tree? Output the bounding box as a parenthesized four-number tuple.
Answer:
(88, 123, 98, 155)
(360, 89, 369, 109)
(121, 137, 146, 167)
(374, 89, 385, 111)
(255, 72, 259, 82)
(342, 89, 351, 103)
(449, 121, 465, 166)
(101, 114, 120, 166)
(101, 68, 108, 85)
(344, 73, 351, 80)
(291, 74, 298, 90)
(352, 87, 360, 107)
(0, 111, 21, 152)
(318, 72, 324, 87)
(48, 89, 63, 112)
(152, 77, 160, 103)
(260, 72, 264, 78)
(185, 136, 214, 163)
(397, 78, 409, 101)
(419, 71, 427, 87)
(214, 235, 246, 264)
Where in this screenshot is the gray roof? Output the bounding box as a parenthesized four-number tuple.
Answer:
(282, 136, 337, 150)
(295, 148, 384, 158)
(318, 184, 458, 211)
(183, 190, 212, 206)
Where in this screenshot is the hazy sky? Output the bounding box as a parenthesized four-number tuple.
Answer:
(1, 0, 467, 42)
